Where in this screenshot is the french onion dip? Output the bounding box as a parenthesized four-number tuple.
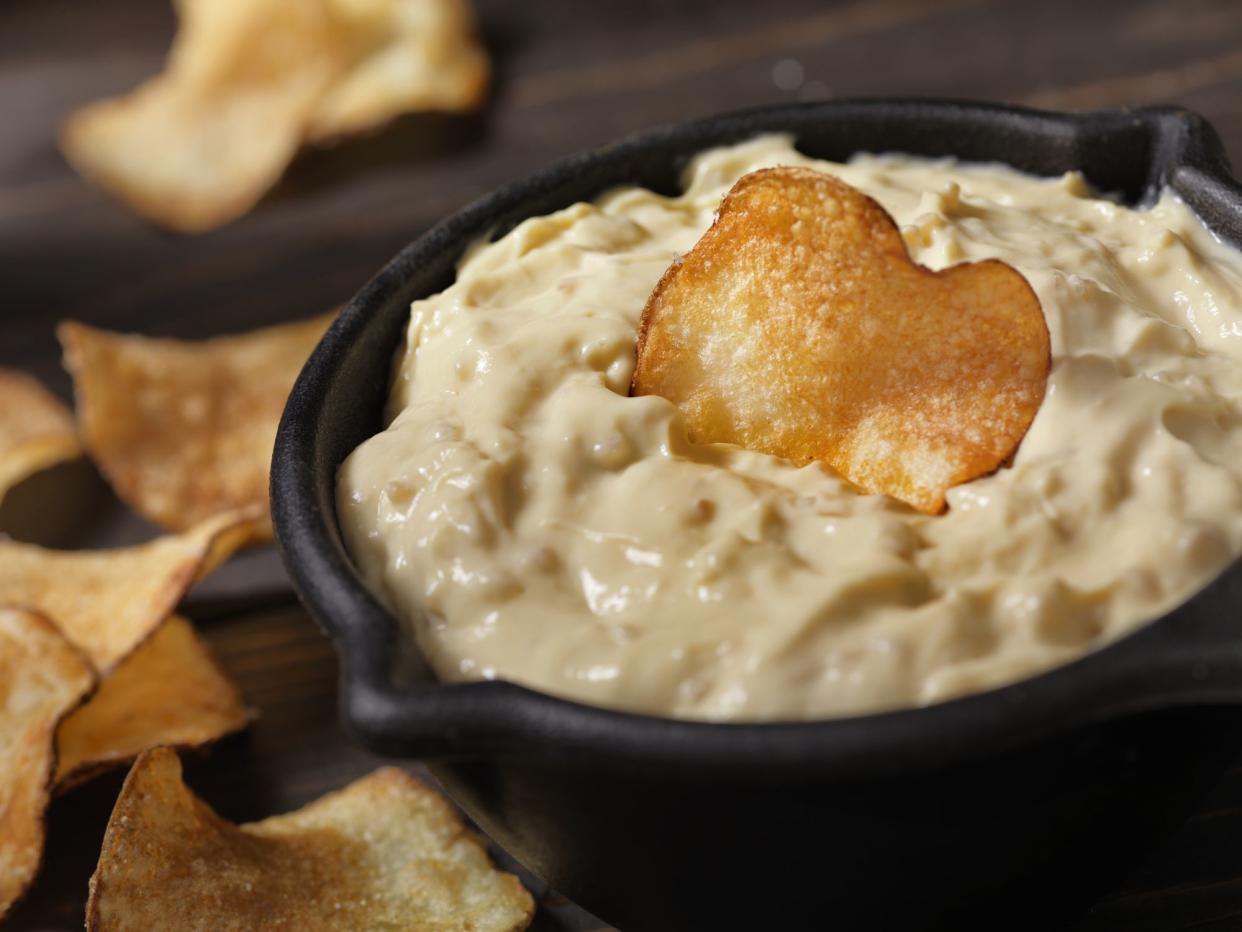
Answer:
(339, 135, 1242, 720)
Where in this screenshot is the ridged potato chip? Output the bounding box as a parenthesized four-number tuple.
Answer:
(0, 370, 81, 505)
(59, 315, 333, 540)
(306, 0, 490, 141)
(0, 608, 95, 919)
(87, 749, 535, 931)
(0, 510, 257, 672)
(59, 0, 347, 233)
(55, 616, 250, 792)
(632, 167, 1050, 514)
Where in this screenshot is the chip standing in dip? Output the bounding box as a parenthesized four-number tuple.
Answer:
(338, 134, 1242, 721)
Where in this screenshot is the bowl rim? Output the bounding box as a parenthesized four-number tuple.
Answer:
(273, 97, 1242, 775)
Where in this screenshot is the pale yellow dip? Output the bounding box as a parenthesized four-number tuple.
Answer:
(339, 135, 1242, 721)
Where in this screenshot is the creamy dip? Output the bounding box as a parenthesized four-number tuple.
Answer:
(339, 135, 1242, 721)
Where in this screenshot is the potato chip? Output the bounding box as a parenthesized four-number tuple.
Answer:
(632, 167, 1051, 514)
(59, 314, 333, 540)
(87, 749, 535, 931)
(0, 608, 95, 919)
(55, 616, 250, 792)
(0, 510, 256, 672)
(60, 0, 491, 232)
(59, 0, 347, 232)
(305, 0, 491, 141)
(0, 370, 81, 505)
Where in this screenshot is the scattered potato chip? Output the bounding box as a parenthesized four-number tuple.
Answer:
(59, 315, 333, 540)
(0, 510, 257, 672)
(0, 608, 95, 919)
(55, 617, 249, 792)
(87, 749, 535, 931)
(0, 370, 81, 505)
(632, 167, 1051, 514)
(60, 0, 490, 232)
(59, 0, 347, 232)
(305, 0, 490, 141)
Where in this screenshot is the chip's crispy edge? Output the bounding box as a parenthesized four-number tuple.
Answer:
(0, 370, 82, 503)
(251, 766, 536, 931)
(54, 616, 251, 793)
(0, 608, 96, 919)
(0, 508, 260, 673)
(87, 749, 536, 932)
(58, 315, 333, 540)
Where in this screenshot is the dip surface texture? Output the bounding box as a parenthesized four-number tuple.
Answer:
(339, 136, 1242, 720)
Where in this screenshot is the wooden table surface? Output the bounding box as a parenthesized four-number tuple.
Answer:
(7, 0, 1242, 928)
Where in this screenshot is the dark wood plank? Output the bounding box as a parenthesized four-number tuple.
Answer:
(6, 0, 1242, 928)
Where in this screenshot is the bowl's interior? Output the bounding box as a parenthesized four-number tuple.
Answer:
(273, 98, 1242, 769)
(325, 100, 1239, 491)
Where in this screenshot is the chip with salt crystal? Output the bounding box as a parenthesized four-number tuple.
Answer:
(59, 315, 332, 540)
(632, 166, 1051, 513)
(87, 749, 535, 931)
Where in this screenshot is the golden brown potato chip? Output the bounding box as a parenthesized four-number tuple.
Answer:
(59, 315, 333, 540)
(87, 749, 535, 931)
(0, 608, 95, 919)
(59, 0, 347, 232)
(0, 369, 81, 505)
(55, 616, 250, 792)
(632, 167, 1051, 514)
(306, 0, 491, 141)
(0, 510, 257, 672)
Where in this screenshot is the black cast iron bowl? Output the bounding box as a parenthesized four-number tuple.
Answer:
(273, 99, 1242, 931)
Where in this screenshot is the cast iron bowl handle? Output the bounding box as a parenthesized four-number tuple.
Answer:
(273, 98, 1242, 777)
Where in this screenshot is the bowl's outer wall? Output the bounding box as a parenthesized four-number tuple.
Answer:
(432, 706, 1242, 931)
(273, 99, 1242, 776)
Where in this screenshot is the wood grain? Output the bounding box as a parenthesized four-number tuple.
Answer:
(5, 0, 1242, 928)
